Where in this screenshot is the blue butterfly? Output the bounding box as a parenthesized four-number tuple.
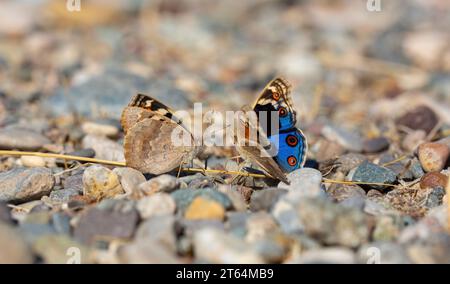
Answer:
(236, 77, 307, 184)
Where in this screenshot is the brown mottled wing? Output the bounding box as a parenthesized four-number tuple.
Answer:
(251, 77, 296, 124)
(120, 94, 181, 134)
(235, 111, 289, 184)
(123, 115, 195, 175)
(237, 144, 289, 184)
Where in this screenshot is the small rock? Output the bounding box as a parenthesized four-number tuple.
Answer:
(314, 140, 345, 162)
(357, 242, 411, 264)
(82, 134, 125, 162)
(245, 212, 279, 242)
(409, 158, 425, 179)
(171, 188, 232, 214)
(271, 198, 303, 234)
(321, 125, 363, 152)
(363, 137, 390, 153)
(396, 105, 439, 134)
(138, 174, 179, 195)
(372, 216, 400, 241)
(81, 120, 119, 137)
(402, 130, 427, 152)
(118, 240, 180, 264)
(0, 202, 13, 224)
(49, 188, 80, 204)
(336, 153, 368, 174)
(288, 247, 356, 264)
(135, 215, 177, 253)
(185, 196, 225, 221)
(352, 161, 397, 189)
(297, 197, 369, 247)
(0, 167, 55, 203)
(20, 156, 47, 167)
(137, 193, 176, 219)
(217, 185, 247, 212)
(250, 188, 288, 212)
(63, 173, 84, 192)
(252, 236, 290, 263)
(0, 127, 50, 150)
(73, 200, 139, 244)
(82, 165, 124, 201)
(420, 172, 448, 189)
(51, 213, 71, 235)
(66, 148, 96, 158)
(193, 228, 264, 264)
(417, 142, 449, 172)
(326, 184, 366, 202)
(425, 187, 445, 209)
(278, 168, 325, 200)
(0, 222, 33, 264)
(113, 167, 146, 195)
(226, 212, 250, 238)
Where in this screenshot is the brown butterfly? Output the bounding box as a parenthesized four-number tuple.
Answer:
(121, 94, 199, 175)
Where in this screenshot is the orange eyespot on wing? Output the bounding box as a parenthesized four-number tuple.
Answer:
(287, 156, 297, 166)
(279, 107, 287, 117)
(286, 135, 298, 146)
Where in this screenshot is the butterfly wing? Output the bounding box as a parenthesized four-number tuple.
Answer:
(121, 94, 196, 175)
(251, 77, 296, 134)
(268, 129, 307, 172)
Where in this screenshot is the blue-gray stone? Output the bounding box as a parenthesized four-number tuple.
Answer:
(352, 161, 397, 189)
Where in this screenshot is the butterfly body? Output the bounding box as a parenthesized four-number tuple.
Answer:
(236, 77, 307, 183)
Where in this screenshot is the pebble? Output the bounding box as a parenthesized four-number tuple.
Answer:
(81, 134, 125, 162)
(193, 228, 264, 264)
(417, 142, 449, 173)
(81, 120, 119, 137)
(326, 184, 366, 202)
(112, 167, 146, 196)
(245, 212, 279, 242)
(138, 174, 179, 195)
(20, 156, 47, 167)
(278, 168, 325, 200)
(82, 165, 124, 201)
(252, 237, 289, 263)
(297, 197, 369, 248)
(321, 125, 363, 152)
(118, 240, 179, 264)
(419, 172, 448, 189)
(288, 247, 356, 264)
(73, 200, 139, 244)
(363, 137, 390, 153)
(135, 216, 177, 253)
(372, 216, 400, 241)
(137, 193, 176, 219)
(271, 198, 304, 234)
(314, 140, 345, 162)
(217, 185, 247, 212)
(402, 130, 426, 152)
(396, 105, 439, 134)
(357, 242, 411, 264)
(409, 158, 425, 179)
(49, 188, 80, 204)
(336, 153, 368, 174)
(0, 222, 33, 264)
(171, 188, 232, 214)
(250, 188, 288, 212)
(226, 212, 250, 238)
(63, 173, 84, 192)
(0, 127, 50, 150)
(352, 161, 397, 189)
(0, 167, 55, 203)
(185, 197, 225, 221)
(0, 202, 13, 224)
(425, 187, 445, 209)
(66, 148, 96, 158)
